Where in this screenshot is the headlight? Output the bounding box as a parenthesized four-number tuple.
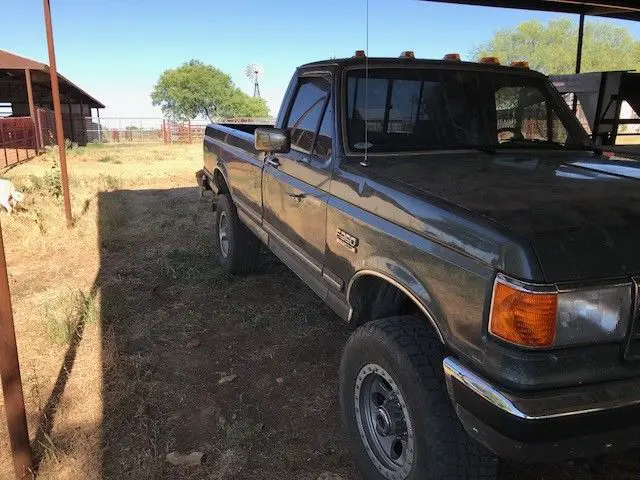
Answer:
(489, 274, 632, 348)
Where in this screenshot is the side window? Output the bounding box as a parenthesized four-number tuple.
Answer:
(313, 104, 333, 158)
(286, 77, 330, 153)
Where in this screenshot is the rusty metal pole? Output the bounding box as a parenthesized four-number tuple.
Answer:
(0, 219, 33, 479)
(188, 120, 192, 144)
(43, 0, 73, 228)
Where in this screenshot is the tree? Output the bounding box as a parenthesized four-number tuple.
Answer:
(474, 19, 640, 74)
(151, 60, 269, 120)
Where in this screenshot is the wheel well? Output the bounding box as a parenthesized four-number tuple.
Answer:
(348, 275, 420, 325)
(348, 275, 441, 338)
(213, 169, 229, 194)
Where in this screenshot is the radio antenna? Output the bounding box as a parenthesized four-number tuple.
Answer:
(360, 0, 371, 167)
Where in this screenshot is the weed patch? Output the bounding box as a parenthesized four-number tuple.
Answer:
(41, 290, 98, 345)
(99, 197, 128, 248)
(223, 419, 264, 447)
(98, 174, 122, 191)
(98, 155, 122, 165)
(160, 249, 232, 286)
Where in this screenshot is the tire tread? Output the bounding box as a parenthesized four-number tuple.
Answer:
(213, 194, 260, 273)
(341, 316, 498, 480)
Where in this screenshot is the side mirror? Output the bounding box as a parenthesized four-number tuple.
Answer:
(255, 128, 290, 153)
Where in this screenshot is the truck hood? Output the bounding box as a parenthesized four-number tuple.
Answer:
(369, 150, 640, 282)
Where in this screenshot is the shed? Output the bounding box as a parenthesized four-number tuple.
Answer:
(0, 49, 105, 148)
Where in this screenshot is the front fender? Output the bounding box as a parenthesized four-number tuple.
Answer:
(346, 257, 448, 343)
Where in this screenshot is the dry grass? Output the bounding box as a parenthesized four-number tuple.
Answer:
(0, 143, 201, 479)
(618, 135, 640, 145)
(1, 142, 637, 480)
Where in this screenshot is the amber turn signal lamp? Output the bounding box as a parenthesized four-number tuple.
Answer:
(443, 53, 461, 61)
(489, 280, 557, 347)
(480, 56, 500, 65)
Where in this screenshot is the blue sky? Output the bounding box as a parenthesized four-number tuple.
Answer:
(3, 0, 640, 117)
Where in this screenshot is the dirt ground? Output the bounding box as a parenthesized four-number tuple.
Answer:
(0, 143, 638, 479)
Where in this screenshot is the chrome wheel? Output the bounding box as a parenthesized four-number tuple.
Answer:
(218, 210, 229, 258)
(354, 363, 414, 479)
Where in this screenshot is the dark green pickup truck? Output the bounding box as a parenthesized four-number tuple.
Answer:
(198, 53, 640, 480)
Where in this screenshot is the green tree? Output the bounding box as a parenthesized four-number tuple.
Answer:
(474, 19, 640, 74)
(151, 60, 269, 120)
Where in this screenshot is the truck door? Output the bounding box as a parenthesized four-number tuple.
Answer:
(262, 75, 334, 276)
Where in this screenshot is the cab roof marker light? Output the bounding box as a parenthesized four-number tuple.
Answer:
(353, 50, 366, 58)
(443, 53, 461, 61)
(399, 51, 415, 59)
(511, 61, 530, 69)
(480, 56, 500, 65)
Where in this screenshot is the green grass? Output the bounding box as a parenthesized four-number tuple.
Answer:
(99, 195, 128, 248)
(98, 174, 122, 191)
(41, 290, 98, 345)
(97, 155, 123, 165)
(160, 249, 233, 286)
(224, 419, 265, 447)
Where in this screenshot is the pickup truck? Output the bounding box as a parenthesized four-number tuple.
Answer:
(198, 52, 640, 480)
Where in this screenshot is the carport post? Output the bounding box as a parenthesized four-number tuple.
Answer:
(572, 13, 585, 113)
(575, 13, 585, 74)
(43, 0, 73, 228)
(25, 69, 40, 154)
(0, 219, 33, 479)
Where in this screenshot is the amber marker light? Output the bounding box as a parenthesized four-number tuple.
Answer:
(480, 56, 500, 65)
(443, 53, 461, 61)
(510, 61, 530, 69)
(489, 277, 558, 348)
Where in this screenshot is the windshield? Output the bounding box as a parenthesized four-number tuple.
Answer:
(345, 67, 591, 153)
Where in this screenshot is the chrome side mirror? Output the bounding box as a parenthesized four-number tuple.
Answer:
(255, 128, 290, 153)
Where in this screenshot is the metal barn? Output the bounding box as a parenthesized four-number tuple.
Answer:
(0, 49, 105, 166)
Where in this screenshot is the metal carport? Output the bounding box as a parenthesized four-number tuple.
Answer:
(424, 1, 640, 74)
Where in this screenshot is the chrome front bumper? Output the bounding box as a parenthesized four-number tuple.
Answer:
(443, 356, 640, 460)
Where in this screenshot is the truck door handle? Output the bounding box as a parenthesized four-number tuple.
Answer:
(266, 157, 280, 168)
(287, 192, 306, 202)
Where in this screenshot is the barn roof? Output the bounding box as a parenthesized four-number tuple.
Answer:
(0, 49, 105, 109)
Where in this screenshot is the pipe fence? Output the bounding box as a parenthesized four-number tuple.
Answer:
(83, 117, 274, 144)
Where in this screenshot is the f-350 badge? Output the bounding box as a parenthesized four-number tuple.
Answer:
(336, 228, 358, 253)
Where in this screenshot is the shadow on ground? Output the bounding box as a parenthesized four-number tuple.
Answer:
(93, 187, 357, 479)
(34, 185, 640, 479)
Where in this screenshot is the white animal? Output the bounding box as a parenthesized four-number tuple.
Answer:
(0, 179, 25, 214)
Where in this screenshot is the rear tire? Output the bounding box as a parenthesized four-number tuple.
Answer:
(212, 194, 260, 273)
(339, 316, 498, 480)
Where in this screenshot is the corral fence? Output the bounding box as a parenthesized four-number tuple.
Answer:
(0, 108, 56, 169)
(83, 117, 274, 144)
(0, 115, 274, 168)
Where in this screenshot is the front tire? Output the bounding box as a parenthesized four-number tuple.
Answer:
(212, 194, 260, 273)
(339, 316, 498, 480)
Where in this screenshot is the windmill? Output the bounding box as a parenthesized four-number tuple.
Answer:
(245, 63, 263, 98)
